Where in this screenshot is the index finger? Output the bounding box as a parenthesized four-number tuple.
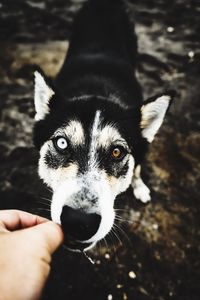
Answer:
(0, 210, 48, 231)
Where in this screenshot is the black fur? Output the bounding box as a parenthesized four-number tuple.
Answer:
(56, 0, 142, 104)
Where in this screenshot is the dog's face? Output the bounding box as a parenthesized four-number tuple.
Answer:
(33, 71, 172, 251)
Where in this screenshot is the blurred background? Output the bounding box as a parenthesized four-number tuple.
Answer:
(0, 0, 200, 299)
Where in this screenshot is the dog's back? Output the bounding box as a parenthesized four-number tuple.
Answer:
(56, 0, 142, 106)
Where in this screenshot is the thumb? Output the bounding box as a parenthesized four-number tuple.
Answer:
(24, 221, 64, 255)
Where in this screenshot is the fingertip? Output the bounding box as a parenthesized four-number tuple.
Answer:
(37, 221, 64, 254)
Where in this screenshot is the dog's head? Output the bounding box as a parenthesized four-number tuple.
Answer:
(33, 71, 173, 251)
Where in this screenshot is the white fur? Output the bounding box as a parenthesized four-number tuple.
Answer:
(141, 95, 171, 143)
(132, 165, 151, 203)
(88, 110, 102, 169)
(34, 71, 55, 121)
(98, 124, 126, 149)
(51, 178, 80, 224)
(133, 178, 151, 203)
(55, 120, 85, 146)
(51, 169, 115, 244)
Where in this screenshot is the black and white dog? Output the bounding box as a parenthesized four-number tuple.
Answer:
(33, 0, 174, 251)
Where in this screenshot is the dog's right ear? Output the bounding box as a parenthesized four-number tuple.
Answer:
(140, 92, 175, 143)
(34, 71, 55, 121)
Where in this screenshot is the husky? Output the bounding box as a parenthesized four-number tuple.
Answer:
(33, 0, 174, 251)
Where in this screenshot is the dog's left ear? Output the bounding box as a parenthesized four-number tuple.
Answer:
(34, 71, 55, 121)
(140, 93, 174, 143)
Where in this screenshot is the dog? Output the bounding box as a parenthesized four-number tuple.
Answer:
(33, 0, 174, 251)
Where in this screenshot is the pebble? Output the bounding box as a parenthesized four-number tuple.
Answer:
(123, 292, 128, 300)
(105, 253, 110, 260)
(139, 287, 149, 295)
(128, 271, 136, 279)
(167, 26, 174, 33)
(107, 294, 113, 300)
(116, 284, 123, 289)
(188, 51, 195, 58)
(95, 259, 101, 265)
(152, 223, 158, 230)
(26, 0, 46, 9)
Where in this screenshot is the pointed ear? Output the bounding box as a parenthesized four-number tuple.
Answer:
(34, 71, 55, 121)
(140, 93, 174, 143)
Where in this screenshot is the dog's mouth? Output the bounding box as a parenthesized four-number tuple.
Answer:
(64, 235, 93, 252)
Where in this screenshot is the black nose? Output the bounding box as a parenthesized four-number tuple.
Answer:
(61, 205, 101, 241)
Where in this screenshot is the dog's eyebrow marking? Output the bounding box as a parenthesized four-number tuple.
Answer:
(97, 124, 127, 149)
(55, 120, 85, 146)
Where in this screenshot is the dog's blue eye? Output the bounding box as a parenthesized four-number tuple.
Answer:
(55, 137, 68, 150)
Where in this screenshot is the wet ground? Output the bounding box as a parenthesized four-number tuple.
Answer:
(0, 0, 200, 299)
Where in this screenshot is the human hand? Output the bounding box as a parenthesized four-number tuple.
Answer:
(0, 210, 64, 300)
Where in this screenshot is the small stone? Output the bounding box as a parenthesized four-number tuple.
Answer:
(26, 0, 46, 9)
(116, 284, 123, 289)
(152, 223, 158, 230)
(96, 260, 101, 265)
(128, 271, 136, 279)
(167, 26, 174, 33)
(154, 251, 161, 260)
(188, 51, 194, 58)
(123, 292, 128, 300)
(139, 287, 149, 295)
(107, 294, 113, 300)
(105, 253, 110, 260)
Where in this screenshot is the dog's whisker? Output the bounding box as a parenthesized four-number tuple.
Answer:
(111, 227, 123, 246)
(114, 209, 128, 215)
(115, 215, 133, 224)
(107, 231, 117, 253)
(113, 223, 132, 246)
(110, 231, 118, 253)
(36, 201, 51, 207)
(96, 239, 103, 255)
(44, 186, 53, 193)
(62, 244, 69, 253)
(103, 237, 109, 250)
(35, 208, 51, 212)
(40, 197, 52, 203)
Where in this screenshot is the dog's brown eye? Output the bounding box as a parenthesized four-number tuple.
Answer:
(112, 147, 122, 159)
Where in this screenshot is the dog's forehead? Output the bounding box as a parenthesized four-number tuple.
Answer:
(53, 110, 126, 149)
(90, 110, 124, 148)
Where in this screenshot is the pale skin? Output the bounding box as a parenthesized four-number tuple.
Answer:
(0, 210, 64, 300)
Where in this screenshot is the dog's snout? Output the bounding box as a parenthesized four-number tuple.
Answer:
(61, 205, 101, 241)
